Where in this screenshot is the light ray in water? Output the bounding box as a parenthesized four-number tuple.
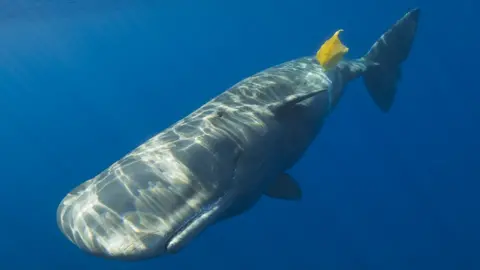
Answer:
(0, 0, 161, 23)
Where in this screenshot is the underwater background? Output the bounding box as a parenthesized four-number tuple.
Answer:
(0, 0, 478, 269)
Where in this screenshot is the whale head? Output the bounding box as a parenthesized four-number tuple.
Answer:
(56, 156, 220, 261)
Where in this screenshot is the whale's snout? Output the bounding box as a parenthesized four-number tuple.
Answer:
(56, 176, 171, 261)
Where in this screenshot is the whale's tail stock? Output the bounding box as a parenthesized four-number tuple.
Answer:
(358, 8, 421, 112)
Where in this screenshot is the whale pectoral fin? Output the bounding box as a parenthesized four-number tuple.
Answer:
(269, 87, 328, 119)
(264, 173, 302, 201)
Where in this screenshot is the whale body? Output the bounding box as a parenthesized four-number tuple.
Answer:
(57, 8, 421, 261)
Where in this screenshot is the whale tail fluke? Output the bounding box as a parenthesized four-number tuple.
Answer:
(361, 8, 421, 112)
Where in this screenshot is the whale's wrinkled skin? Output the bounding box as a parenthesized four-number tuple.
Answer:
(57, 8, 421, 261)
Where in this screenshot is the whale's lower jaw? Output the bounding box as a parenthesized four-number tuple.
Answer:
(165, 191, 235, 253)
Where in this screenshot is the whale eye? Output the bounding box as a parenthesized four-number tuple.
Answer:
(215, 110, 225, 118)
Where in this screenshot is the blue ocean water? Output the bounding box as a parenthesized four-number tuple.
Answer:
(0, 0, 478, 269)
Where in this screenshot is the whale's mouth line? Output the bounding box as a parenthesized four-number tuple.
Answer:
(164, 192, 234, 253)
(164, 200, 219, 252)
(163, 210, 203, 251)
